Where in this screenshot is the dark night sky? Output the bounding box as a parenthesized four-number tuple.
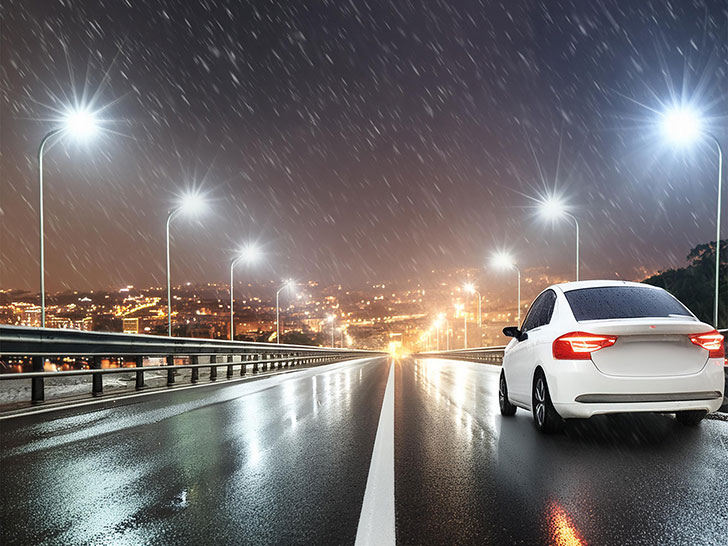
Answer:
(2, 1, 728, 294)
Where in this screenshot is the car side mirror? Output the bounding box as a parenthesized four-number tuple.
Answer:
(503, 326, 527, 341)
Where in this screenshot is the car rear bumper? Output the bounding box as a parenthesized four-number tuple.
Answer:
(546, 358, 725, 419)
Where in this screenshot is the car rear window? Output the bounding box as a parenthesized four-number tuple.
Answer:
(564, 286, 693, 321)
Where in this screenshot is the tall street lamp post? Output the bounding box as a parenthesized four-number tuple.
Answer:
(276, 280, 294, 344)
(166, 193, 206, 336)
(492, 252, 522, 325)
(327, 315, 335, 347)
(230, 245, 260, 340)
(38, 109, 99, 327)
(540, 197, 580, 281)
(661, 107, 724, 327)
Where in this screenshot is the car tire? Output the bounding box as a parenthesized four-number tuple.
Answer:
(675, 410, 707, 426)
(499, 370, 517, 416)
(532, 370, 563, 433)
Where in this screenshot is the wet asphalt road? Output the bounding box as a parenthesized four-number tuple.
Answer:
(1, 357, 727, 545)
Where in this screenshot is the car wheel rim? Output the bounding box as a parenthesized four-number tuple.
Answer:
(535, 378, 545, 425)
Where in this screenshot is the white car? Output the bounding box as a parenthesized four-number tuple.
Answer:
(499, 280, 725, 432)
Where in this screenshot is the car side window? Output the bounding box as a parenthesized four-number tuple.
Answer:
(521, 293, 546, 333)
(538, 290, 557, 327)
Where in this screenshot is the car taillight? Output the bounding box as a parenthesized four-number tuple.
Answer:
(688, 330, 725, 358)
(552, 331, 618, 360)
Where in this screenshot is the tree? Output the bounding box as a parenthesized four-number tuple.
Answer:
(643, 240, 728, 328)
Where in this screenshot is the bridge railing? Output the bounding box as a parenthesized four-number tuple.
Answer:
(414, 345, 506, 365)
(0, 325, 381, 404)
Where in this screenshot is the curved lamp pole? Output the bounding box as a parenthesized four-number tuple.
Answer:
(327, 315, 335, 347)
(229, 245, 260, 340)
(464, 283, 482, 346)
(661, 108, 724, 327)
(540, 198, 580, 281)
(276, 280, 294, 344)
(166, 194, 206, 337)
(37, 110, 99, 327)
(492, 252, 522, 325)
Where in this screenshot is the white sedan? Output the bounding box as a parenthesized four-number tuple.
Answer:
(499, 280, 725, 432)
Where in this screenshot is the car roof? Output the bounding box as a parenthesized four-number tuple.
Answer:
(550, 280, 660, 293)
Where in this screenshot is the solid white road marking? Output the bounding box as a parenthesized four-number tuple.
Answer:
(355, 359, 396, 546)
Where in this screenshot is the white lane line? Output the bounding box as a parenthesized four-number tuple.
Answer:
(355, 359, 396, 546)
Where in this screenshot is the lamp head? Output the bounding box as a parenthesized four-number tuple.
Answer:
(491, 252, 514, 270)
(238, 244, 261, 264)
(540, 196, 565, 219)
(464, 282, 476, 294)
(179, 192, 206, 215)
(63, 108, 99, 139)
(662, 107, 702, 145)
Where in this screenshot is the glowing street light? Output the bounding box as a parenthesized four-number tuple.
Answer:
(327, 315, 335, 347)
(276, 280, 295, 344)
(464, 282, 482, 346)
(37, 107, 101, 327)
(539, 196, 580, 281)
(230, 244, 261, 340)
(455, 303, 467, 349)
(166, 192, 206, 336)
(433, 315, 444, 351)
(491, 252, 522, 325)
(660, 106, 724, 327)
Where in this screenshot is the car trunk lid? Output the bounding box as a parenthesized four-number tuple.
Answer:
(580, 318, 710, 377)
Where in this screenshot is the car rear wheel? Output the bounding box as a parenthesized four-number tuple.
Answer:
(499, 371, 517, 416)
(675, 410, 707, 426)
(532, 371, 563, 433)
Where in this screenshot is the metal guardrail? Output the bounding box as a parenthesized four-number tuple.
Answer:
(0, 325, 382, 404)
(414, 345, 506, 365)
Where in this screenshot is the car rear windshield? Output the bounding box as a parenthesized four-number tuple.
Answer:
(564, 286, 693, 321)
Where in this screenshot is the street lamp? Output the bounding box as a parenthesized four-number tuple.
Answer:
(492, 252, 522, 325)
(464, 282, 482, 346)
(540, 197, 580, 281)
(166, 192, 206, 336)
(37, 108, 100, 327)
(230, 244, 260, 340)
(276, 280, 294, 344)
(661, 106, 724, 327)
(455, 303, 466, 349)
(433, 315, 444, 351)
(327, 315, 335, 347)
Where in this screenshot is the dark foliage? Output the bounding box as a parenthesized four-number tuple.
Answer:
(643, 240, 728, 328)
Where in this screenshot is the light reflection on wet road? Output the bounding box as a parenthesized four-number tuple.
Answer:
(1, 357, 727, 545)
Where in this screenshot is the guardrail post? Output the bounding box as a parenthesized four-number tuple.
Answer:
(191, 355, 199, 383)
(240, 354, 246, 376)
(227, 355, 234, 379)
(92, 355, 103, 396)
(210, 355, 218, 381)
(31, 356, 45, 403)
(135, 355, 144, 390)
(253, 354, 259, 373)
(262, 354, 268, 371)
(166, 355, 175, 385)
